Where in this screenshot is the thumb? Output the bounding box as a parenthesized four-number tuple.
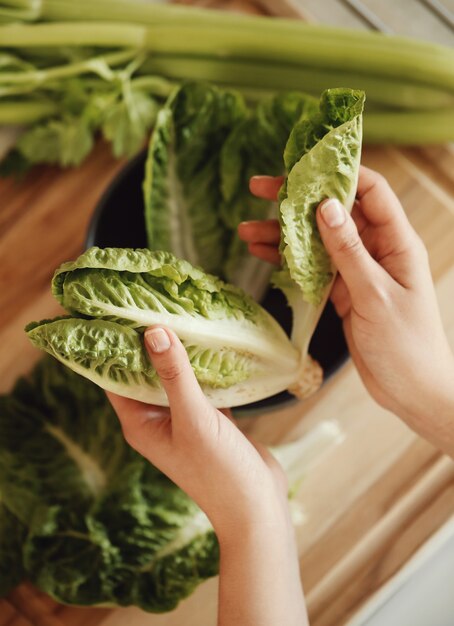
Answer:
(144, 326, 208, 419)
(316, 198, 385, 303)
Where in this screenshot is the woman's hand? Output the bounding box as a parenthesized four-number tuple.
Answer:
(108, 327, 308, 626)
(108, 326, 288, 536)
(239, 167, 454, 456)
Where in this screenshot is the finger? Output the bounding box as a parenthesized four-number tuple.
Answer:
(237, 219, 280, 244)
(316, 198, 391, 304)
(144, 326, 209, 421)
(357, 166, 409, 228)
(247, 242, 281, 265)
(106, 391, 171, 456)
(342, 316, 392, 411)
(107, 391, 170, 421)
(249, 175, 284, 200)
(330, 275, 351, 319)
(350, 201, 368, 236)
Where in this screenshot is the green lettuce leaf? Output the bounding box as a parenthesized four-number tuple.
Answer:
(0, 357, 219, 610)
(272, 88, 364, 397)
(0, 356, 137, 523)
(27, 248, 299, 407)
(278, 88, 365, 307)
(220, 92, 317, 299)
(143, 82, 246, 275)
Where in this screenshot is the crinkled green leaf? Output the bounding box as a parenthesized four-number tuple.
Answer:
(277, 88, 365, 307)
(27, 247, 299, 406)
(143, 82, 247, 275)
(220, 92, 317, 299)
(0, 357, 136, 523)
(1, 357, 220, 610)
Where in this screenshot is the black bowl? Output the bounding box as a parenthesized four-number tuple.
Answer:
(86, 150, 349, 413)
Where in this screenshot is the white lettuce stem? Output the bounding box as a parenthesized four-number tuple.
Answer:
(83, 301, 299, 371)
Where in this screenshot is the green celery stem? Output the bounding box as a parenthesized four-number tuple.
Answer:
(141, 56, 454, 110)
(1, 21, 454, 91)
(0, 100, 59, 123)
(364, 110, 454, 144)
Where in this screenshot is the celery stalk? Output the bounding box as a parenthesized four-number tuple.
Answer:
(29, 0, 454, 58)
(0, 49, 137, 85)
(2, 21, 454, 92)
(364, 110, 454, 144)
(141, 56, 454, 111)
(0, 22, 147, 48)
(139, 25, 454, 92)
(0, 100, 58, 123)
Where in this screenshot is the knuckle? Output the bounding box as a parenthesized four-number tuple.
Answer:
(372, 172, 389, 191)
(157, 362, 183, 382)
(337, 232, 363, 258)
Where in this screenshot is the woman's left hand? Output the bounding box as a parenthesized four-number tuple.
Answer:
(107, 325, 289, 539)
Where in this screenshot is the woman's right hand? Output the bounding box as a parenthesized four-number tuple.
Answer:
(239, 166, 454, 457)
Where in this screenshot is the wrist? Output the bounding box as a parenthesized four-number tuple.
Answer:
(212, 489, 293, 547)
(400, 353, 454, 457)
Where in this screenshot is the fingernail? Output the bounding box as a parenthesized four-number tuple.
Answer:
(146, 328, 171, 354)
(320, 199, 346, 228)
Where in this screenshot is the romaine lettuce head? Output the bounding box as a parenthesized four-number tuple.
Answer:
(0, 357, 218, 610)
(27, 248, 300, 407)
(0, 357, 340, 608)
(143, 81, 246, 275)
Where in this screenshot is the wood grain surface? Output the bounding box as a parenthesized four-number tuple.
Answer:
(1, 1, 454, 625)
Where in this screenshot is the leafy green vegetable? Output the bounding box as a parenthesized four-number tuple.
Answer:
(26, 88, 365, 404)
(27, 247, 300, 407)
(219, 91, 317, 299)
(143, 82, 246, 275)
(278, 88, 364, 306)
(0, 2, 453, 173)
(273, 88, 364, 395)
(16, 116, 94, 167)
(0, 357, 219, 609)
(0, 53, 167, 171)
(0, 357, 340, 607)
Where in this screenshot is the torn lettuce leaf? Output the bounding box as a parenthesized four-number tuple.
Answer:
(220, 92, 317, 300)
(143, 82, 246, 275)
(27, 247, 300, 407)
(274, 88, 364, 384)
(279, 88, 365, 307)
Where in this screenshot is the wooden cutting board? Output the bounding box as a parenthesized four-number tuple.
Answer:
(1, 2, 454, 625)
